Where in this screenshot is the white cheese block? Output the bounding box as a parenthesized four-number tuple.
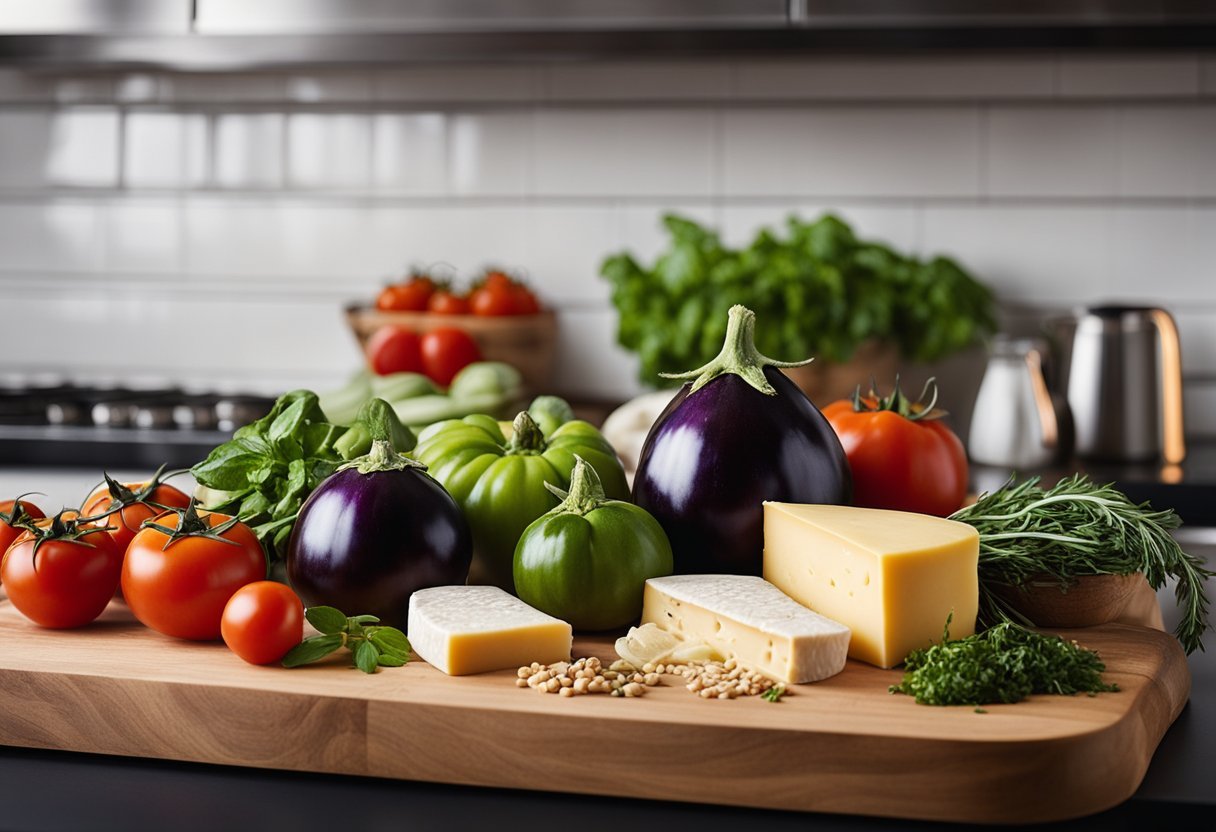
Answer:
(641, 575, 851, 684)
(407, 585, 572, 676)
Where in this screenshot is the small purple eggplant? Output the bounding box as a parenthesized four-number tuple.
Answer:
(632, 305, 852, 576)
(286, 398, 471, 629)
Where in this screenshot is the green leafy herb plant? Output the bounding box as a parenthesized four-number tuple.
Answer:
(282, 606, 412, 674)
(600, 213, 997, 385)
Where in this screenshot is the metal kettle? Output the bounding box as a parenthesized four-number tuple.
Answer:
(1057, 305, 1186, 465)
(968, 335, 1073, 470)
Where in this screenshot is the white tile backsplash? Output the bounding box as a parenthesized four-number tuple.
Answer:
(286, 113, 372, 189)
(533, 109, 714, 197)
(1116, 105, 1216, 197)
(0, 202, 99, 272)
(987, 107, 1119, 197)
(721, 107, 981, 197)
(372, 112, 448, 195)
(1, 55, 1215, 427)
(214, 113, 284, 188)
(124, 112, 208, 188)
(449, 112, 531, 196)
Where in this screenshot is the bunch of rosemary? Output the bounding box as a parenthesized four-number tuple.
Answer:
(950, 474, 1213, 654)
(890, 616, 1119, 709)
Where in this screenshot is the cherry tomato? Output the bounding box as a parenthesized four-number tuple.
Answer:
(469, 282, 518, 317)
(2, 514, 123, 628)
(81, 476, 191, 554)
(366, 325, 424, 376)
(822, 379, 968, 517)
(420, 327, 483, 387)
(221, 581, 304, 666)
(375, 276, 434, 312)
(427, 290, 471, 315)
(122, 505, 265, 641)
(0, 499, 45, 558)
(511, 284, 541, 315)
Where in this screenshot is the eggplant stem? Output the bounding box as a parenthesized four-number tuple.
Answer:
(659, 305, 812, 396)
(339, 439, 426, 475)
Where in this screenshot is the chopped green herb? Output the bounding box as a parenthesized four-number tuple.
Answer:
(889, 616, 1119, 708)
(282, 606, 411, 674)
(761, 685, 786, 703)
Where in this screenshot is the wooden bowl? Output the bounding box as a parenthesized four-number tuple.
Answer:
(345, 304, 558, 394)
(990, 573, 1145, 628)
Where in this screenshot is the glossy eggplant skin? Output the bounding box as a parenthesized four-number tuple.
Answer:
(286, 467, 472, 629)
(632, 367, 851, 576)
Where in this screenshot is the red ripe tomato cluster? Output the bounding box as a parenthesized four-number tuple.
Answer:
(0, 475, 303, 667)
(375, 270, 541, 317)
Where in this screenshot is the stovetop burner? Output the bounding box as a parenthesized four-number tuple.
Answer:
(0, 384, 277, 469)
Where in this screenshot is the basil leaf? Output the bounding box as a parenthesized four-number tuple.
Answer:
(305, 606, 348, 635)
(375, 652, 405, 668)
(354, 639, 380, 674)
(348, 614, 380, 625)
(368, 627, 410, 658)
(282, 634, 343, 668)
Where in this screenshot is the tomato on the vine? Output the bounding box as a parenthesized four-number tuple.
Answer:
(822, 378, 968, 518)
(81, 471, 191, 554)
(375, 276, 434, 312)
(469, 281, 518, 317)
(427, 290, 471, 315)
(420, 327, 482, 387)
(1, 512, 124, 628)
(511, 284, 541, 315)
(0, 498, 45, 557)
(122, 502, 265, 641)
(221, 581, 304, 665)
(366, 325, 424, 376)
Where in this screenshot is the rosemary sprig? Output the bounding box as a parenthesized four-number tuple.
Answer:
(950, 474, 1213, 655)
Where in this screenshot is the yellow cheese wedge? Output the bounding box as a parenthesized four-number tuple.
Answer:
(407, 586, 572, 676)
(641, 575, 851, 683)
(762, 502, 979, 669)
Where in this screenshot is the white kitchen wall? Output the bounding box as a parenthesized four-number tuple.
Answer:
(0, 53, 1214, 436)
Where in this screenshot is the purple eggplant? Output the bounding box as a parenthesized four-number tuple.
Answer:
(286, 398, 471, 629)
(632, 305, 852, 576)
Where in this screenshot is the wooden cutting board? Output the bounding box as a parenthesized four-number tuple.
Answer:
(0, 598, 1189, 825)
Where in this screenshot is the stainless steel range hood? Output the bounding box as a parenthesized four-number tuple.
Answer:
(1, 0, 1214, 70)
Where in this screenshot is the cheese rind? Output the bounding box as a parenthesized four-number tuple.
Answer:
(641, 575, 850, 684)
(762, 502, 979, 669)
(407, 586, 572, 676)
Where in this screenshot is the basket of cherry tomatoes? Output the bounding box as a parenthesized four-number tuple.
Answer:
(345, 268, 557, 393)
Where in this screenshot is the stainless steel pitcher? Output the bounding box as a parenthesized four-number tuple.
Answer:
(1060, 305, 1186, 465)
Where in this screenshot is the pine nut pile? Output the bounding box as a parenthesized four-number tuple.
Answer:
(516, 655, 783, 700)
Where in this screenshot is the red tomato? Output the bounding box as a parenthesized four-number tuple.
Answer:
(122, 506, 265, 641)
(366, 325, 424, 376)
(221, 581, 304, 665)
(81, 477, 191, 554)
(375, 276, 434, 312)
(2, 514, 123, 628)
(511, 284, 541, 315)
(0, 499, 45, 559)
(469, 282, 518, 317)
(420, 327, 482, 387)
(822, 379, 968, 517)
(427, 290, 471, 315)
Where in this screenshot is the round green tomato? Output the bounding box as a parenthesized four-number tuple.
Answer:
(412, 411, 630, 592)
(513, 488, 672, 632)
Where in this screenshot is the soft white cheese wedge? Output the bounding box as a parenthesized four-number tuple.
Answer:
(407, 585, 572, 676)
(641, 575, 851, 684)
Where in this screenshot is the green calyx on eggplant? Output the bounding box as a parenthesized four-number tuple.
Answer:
(632, 304, 853, 576)
(285, 398, 472, 630)
(412, 409, 630, 593)
(513, 455, 673, 631)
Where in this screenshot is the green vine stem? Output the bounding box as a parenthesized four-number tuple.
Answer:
(543, 455, 609, 517)
(851, 376, 946, 422)
(507, 410, 547, 454)
(660, 304, 813, 396)
(141, 498, 242, 551)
